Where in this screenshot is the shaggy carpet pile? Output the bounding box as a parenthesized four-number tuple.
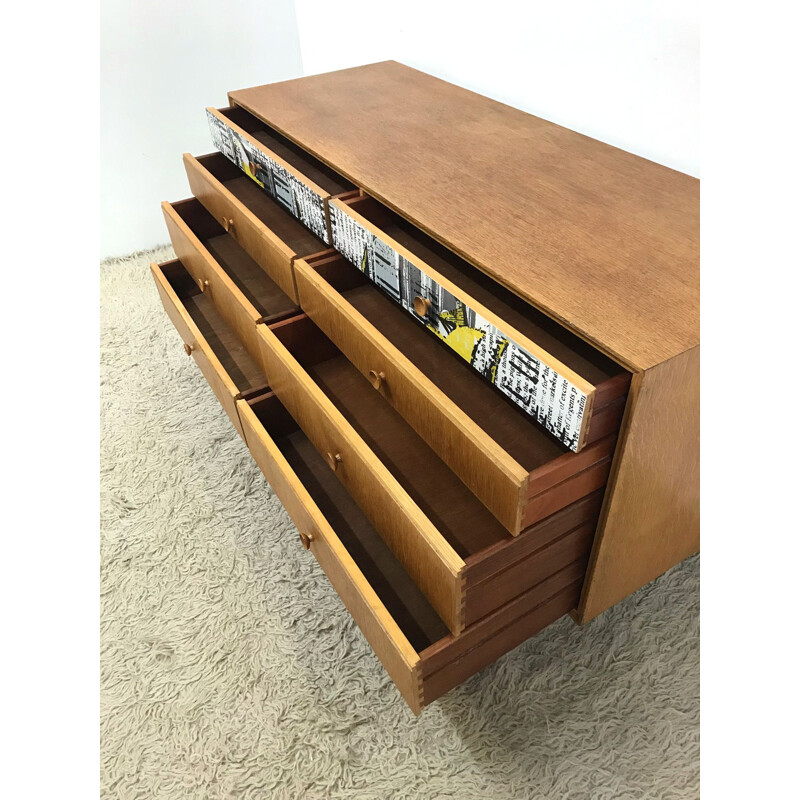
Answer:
(100, 246, 699, 799)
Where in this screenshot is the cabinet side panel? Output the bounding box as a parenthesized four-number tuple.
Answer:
(577, 346, 699, 622)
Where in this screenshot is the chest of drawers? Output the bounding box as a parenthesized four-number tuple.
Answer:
(151, 61, 699, 713)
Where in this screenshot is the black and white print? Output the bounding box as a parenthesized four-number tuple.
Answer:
(207, 110, 329, 244)
(329, 203, 588, 450)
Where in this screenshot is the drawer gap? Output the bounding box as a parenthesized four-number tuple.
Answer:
(306, 253, 627, 468)
(344, 195, 630, 391)
(194, 152, 330, 258)
(462, 490, 604, 582)
(244, 389, 592, 707)
(249, 392, 450, 652)
(462, 523, 595, 626)
(219, 106, 356, 196)
(162, 260, 268, 395)
(171, 199, 299, 321)
(271, 317, 527, 558)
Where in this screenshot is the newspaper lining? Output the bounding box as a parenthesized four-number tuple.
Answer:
(207, 110, 329, 244)
(330, 204, 588, 451)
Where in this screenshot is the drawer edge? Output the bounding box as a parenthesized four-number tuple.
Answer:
(255, 322, 467, 635)
(183, 153, 300, 303)
(207, 107, 332, 245)
(161, 200, 267, 360)
(237, 398, 424, 713)
(295, 257, 529, 534)
(150, 261, 245, 438)
(330, 198, 597, 452)
(419, 573, 583, 707)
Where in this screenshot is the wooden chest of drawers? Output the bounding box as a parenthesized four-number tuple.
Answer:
(152, 61, 699, 713)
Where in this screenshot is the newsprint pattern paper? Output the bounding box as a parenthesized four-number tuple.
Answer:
(207, 110, 329, 244)
(330, 204, 589, 451)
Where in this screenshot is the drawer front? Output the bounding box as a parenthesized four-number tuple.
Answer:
(162, 201, 263, 361)
(207, 108, 331, 245)
(183, 153, 299, 302)
(236, 398, 424, 713)
(151, 262, 244, 438)
(255, 323, 467, 635)
(294, 256, 528, 534)
(329, 200, 596, 452)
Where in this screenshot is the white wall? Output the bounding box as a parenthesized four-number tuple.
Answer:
(294, 0, 698, 177)
(101, 1, 698, 257)
(100, 0, 304, 258)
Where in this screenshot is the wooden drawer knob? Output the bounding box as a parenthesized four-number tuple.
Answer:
(326, 451, 342, 472)
(183, 343, 194, 356)
(368, 369, 386, 389)
(413, 296, 431, 316)
(299, 531, 314, 550)
(223, 217, 235, 233)
(200, 279, 209, 292)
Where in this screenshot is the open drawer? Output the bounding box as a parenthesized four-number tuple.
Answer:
(296, 251, 628, 535)
(162, 197, 303, 361)
(256, 314, 608, 634)
(183, 152, 331, 303)
(207, 105, 356, 244)
(329, 195, 631, 452)
(239, 390, 587, 713)
(150, 259, 273, 438)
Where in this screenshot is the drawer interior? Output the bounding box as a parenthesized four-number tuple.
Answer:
(171, 198, 299, 323)
(220, 106, 356, 197)
(193, 152, 329, 258)
(307, 253, 572, 471)
(269, 316, 568, 558)
(248, 391, 450, 651)
(343, 195, 629, 389)
(248, 388, 588, 707)
(161, 260, 269, 395)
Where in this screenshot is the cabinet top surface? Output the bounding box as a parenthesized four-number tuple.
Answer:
(230, 61, 699, 370)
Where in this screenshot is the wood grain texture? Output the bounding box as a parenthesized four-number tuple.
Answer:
(419, 575, 583, 706)
(184, 152, 302, 302)
(294, 255, 529, 534)
(296, 254, 625, 535)
(207, 107, 333, 200)
(577, 346, 700, 622)
(180, 287, 269, 397)
(237, 397, 424, 713)
(421, 560, 586, 676)
(240, 392, 594, 710)
(229, 61, 699, 371)
(238, 392, 597, 711)
(331, 197, 597, 402)
(162, 199, 297, 361)
(464, 522, 595, 626)
(151, 262, 245, 438)
(261, 313, 608, 629)
(464, 489, 604, 583)
(521, 457, 613, 530)
(254, 322, 468, 635)
(273, 422, 449, 651)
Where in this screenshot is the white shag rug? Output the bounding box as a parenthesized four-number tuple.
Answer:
(100, 246, 699, 800)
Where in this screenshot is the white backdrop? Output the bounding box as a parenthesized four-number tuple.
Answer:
(101, 0, 698, 257)
(100, 0, 303, 257)
(294, 0, 699, 175)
